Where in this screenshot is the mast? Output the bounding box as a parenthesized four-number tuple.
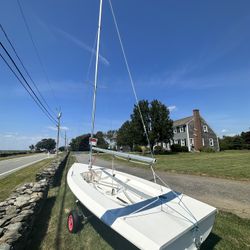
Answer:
(89, 0, 103, 168)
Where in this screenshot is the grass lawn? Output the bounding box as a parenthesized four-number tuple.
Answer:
(30, 154, 250, 250)
(0, 158, 53, 202)
(100, 150, 250, 180)
(156, 150, 250, 180)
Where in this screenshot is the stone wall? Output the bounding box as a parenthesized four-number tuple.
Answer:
(0, 153, 68, 250)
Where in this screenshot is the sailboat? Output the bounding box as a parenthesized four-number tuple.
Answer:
(67, 1, 216, 249)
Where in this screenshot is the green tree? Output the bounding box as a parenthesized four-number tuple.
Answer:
(117, 99, 173, 150)
(241, 131, 250, 148)
(35, 138, 56, 151)
(29, 144, 35, 151)
(70, 134, 90, 151)
(94, 131, 108, 148)
(117, 121, 134, 149)
(131, 99, 173, 148)
(130, 100, 150, 146)
(59, 146, 65, 151)
(149, 100, 173, 148)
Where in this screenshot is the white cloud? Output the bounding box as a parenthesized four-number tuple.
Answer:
(47, 126, 69, 131)
(168, 105, 177, 112)
(221, 129, 228, 133)
(61, 126, 69, 131)
(3, 134, 14, 138)
(53, 27, 110, 66)
(47, 126, 57, 131)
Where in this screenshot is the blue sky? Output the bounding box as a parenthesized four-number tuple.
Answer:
(0, 0, 250, 150)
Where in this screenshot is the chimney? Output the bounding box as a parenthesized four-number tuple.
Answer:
(193, 109, 202, 151)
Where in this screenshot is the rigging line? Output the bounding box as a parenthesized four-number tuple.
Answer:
(108, 1, 192, 210)
(0, 24, 56, 116)
(108, 0, 154, 158)
(0, 42, 58, 124)
(154, 172, 198, 224)
(0, 53, 57, 126)
(16, 0, 58, 105)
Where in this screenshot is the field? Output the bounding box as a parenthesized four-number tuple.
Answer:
(29, 154, 250, 250)
(155, 150, 250, 180)
(100, 150, 250, 180)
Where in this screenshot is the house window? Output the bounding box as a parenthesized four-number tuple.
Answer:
(174, 140, 178, 144)
(190, 138, 194, 145)
(173, 128, 177, 134)
(179, 126, 185, 133)
(181, 139, 186, 146)
(209, 138, 214, 146)
(203, 125, 208, 132)
(202, 138, 205, 146)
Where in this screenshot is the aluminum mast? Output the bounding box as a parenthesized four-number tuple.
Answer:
(89, 0, 103, 168)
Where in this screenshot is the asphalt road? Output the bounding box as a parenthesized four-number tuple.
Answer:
(0, 153, 53, 178)
(74, 152, 250, 219)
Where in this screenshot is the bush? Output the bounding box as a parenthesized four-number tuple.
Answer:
(181, 146, 189, 152)
(133, 145, 142, 152)
(153, 146, 163, 154)
(200, 147, 215, 153)
(171, 144, 188, 152)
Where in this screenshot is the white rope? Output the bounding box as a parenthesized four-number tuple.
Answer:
(108, 0, 154, 159)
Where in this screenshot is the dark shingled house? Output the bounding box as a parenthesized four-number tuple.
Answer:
(172, 109, 219, 151)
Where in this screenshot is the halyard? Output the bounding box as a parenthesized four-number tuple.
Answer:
(29, 152, 250, 250)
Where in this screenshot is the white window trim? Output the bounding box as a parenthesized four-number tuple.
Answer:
(181, 139, 185, 146)
(202, 138, 205, 146)
(173, 129, 177, 134)
(190, 138, 194, 145)
(203, 125, 208, 132)
(209, 138, 214, 146)
(174, 140, 178, 144)
(180, 127, 184, 133)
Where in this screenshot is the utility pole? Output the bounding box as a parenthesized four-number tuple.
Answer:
(64, 131, 67, 152)
(56, 112, 62, 156)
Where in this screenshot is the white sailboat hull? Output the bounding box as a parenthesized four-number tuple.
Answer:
(67, 163, 216, 250)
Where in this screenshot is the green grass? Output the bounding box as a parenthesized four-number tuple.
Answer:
(202, 212, 250, 250)
(155, 150, 250, 180)
(99, 150, 250, 180)
(29, 154, 250, 250)
(0, 158, 53, 201)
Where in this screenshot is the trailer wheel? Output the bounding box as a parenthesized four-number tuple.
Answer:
(67, 210, 79, 233)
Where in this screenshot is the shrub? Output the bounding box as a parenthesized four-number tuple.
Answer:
(170, 144, 189, 152)
(133, 145, 142, 152)
(153, 146, 163, 154)
(181, 146, 189, 152)
(200, 147, 215, 153)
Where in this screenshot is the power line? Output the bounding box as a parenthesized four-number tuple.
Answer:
(0, 24, 56, 116)
(0, 42, 58, 125)
(0, 53, 57, 125)
(16, 0, 58, 104)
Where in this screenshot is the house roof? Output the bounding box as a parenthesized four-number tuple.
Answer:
(173, 116, 193, 127)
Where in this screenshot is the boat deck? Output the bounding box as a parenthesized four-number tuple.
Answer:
(68, 163, 216, 250)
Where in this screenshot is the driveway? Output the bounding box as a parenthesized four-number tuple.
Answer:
(74, 152, 250, 218)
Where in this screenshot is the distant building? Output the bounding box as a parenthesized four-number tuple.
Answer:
(172, 109, 219, 151)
